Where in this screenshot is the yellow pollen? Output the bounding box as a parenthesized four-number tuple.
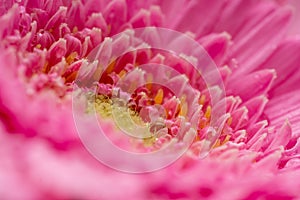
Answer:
(143, 136, 157, 147)
(66, 52, 78, 65)
(118, 69, 127, 78)
(72, 26, 78, 33)
(179, 95, 188, 117)
(221, 135, 231, 145)
(227, 116, 233, 126)
(199, 95, 206, 105)
(204, 105, 211, 119)
(180, 102, 188, 117)
(86, 95, 156, 141)
(42, 61, 49, 73)
(36, 44, 41, 49)
(86, 95, 113, 117)
(154, 89, 164, 104)
(145, 74, 153, 90)
(212, 139, 221, 148)
(65, 71, 78, 83)
(107, 25, 112, 34)
(199, 118, 208, 129)
(106, 60, 116, 74)
(212, 135, 231, 148)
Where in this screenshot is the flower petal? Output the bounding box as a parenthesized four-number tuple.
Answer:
(228, 69, 276, 101)
(229, 6, 292, 78)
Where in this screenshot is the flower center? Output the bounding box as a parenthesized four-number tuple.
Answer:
(81, 49, 221, 153)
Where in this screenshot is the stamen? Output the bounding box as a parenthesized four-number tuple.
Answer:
(154, 88, 164, 104)
(179, 95, 188, 117)
(227, 116, 233, 126)
(199, 95, 206, 105)
(106, 60, 116, 74)
(118, 69, 127, 78)
(72, 26, 78, 33)
(146, 74, 153, 90)
(66, 52, 78, 65)
(36, 44, 41, 49)
(204, 105, 211, 119)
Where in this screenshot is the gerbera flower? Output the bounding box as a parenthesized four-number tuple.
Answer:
(1, 0, 300, 199)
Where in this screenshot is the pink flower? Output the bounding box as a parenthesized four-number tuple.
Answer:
(1, 0, 300, 199)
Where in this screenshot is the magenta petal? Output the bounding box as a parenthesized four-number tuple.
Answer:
(129, 9, 150, 28)
(36, 30, 55, 49)
(44, 6, 67, 30)
(58, 23, 71, 38)
(149, 6, 163, 27)
(0, 4, 19, 39)
(66, 0, 85, 29)
(64, 34, 82, 55)
(86, 13, 108, 35)
(81, 36, 92, 57)
(88, 28, 103, 48)
(19, 11, 32, 36)
(103, 0, 127, 34)
(47, 38, 67, 65)
(0, 0, 13, 16)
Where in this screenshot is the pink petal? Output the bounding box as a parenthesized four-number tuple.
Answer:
(265, 90, 300, 133)
(64, 34, 82, 56)
(44, 6, 67, 30)
(267, 121, 292, 151)
(287, 0, 300, 35)
(86, 12, 108, 35)
(0, 0, 13, 16)
(0, 4, 19, 39)
(214, 0, 279, 39)
(230, 107, 248, 130)
(162, 0, 227, 38)
(243, 95, 269, 125)
(66, 0, 85, 29)
(247, 120, 268, 142)
(103, 0, 127, 34)
(47, 38, 67, 66)
(228, 69, 276, 101)
(229, 6, 292, 78)
(199, 32, 232, 66)
(262, 37, 300, 96)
